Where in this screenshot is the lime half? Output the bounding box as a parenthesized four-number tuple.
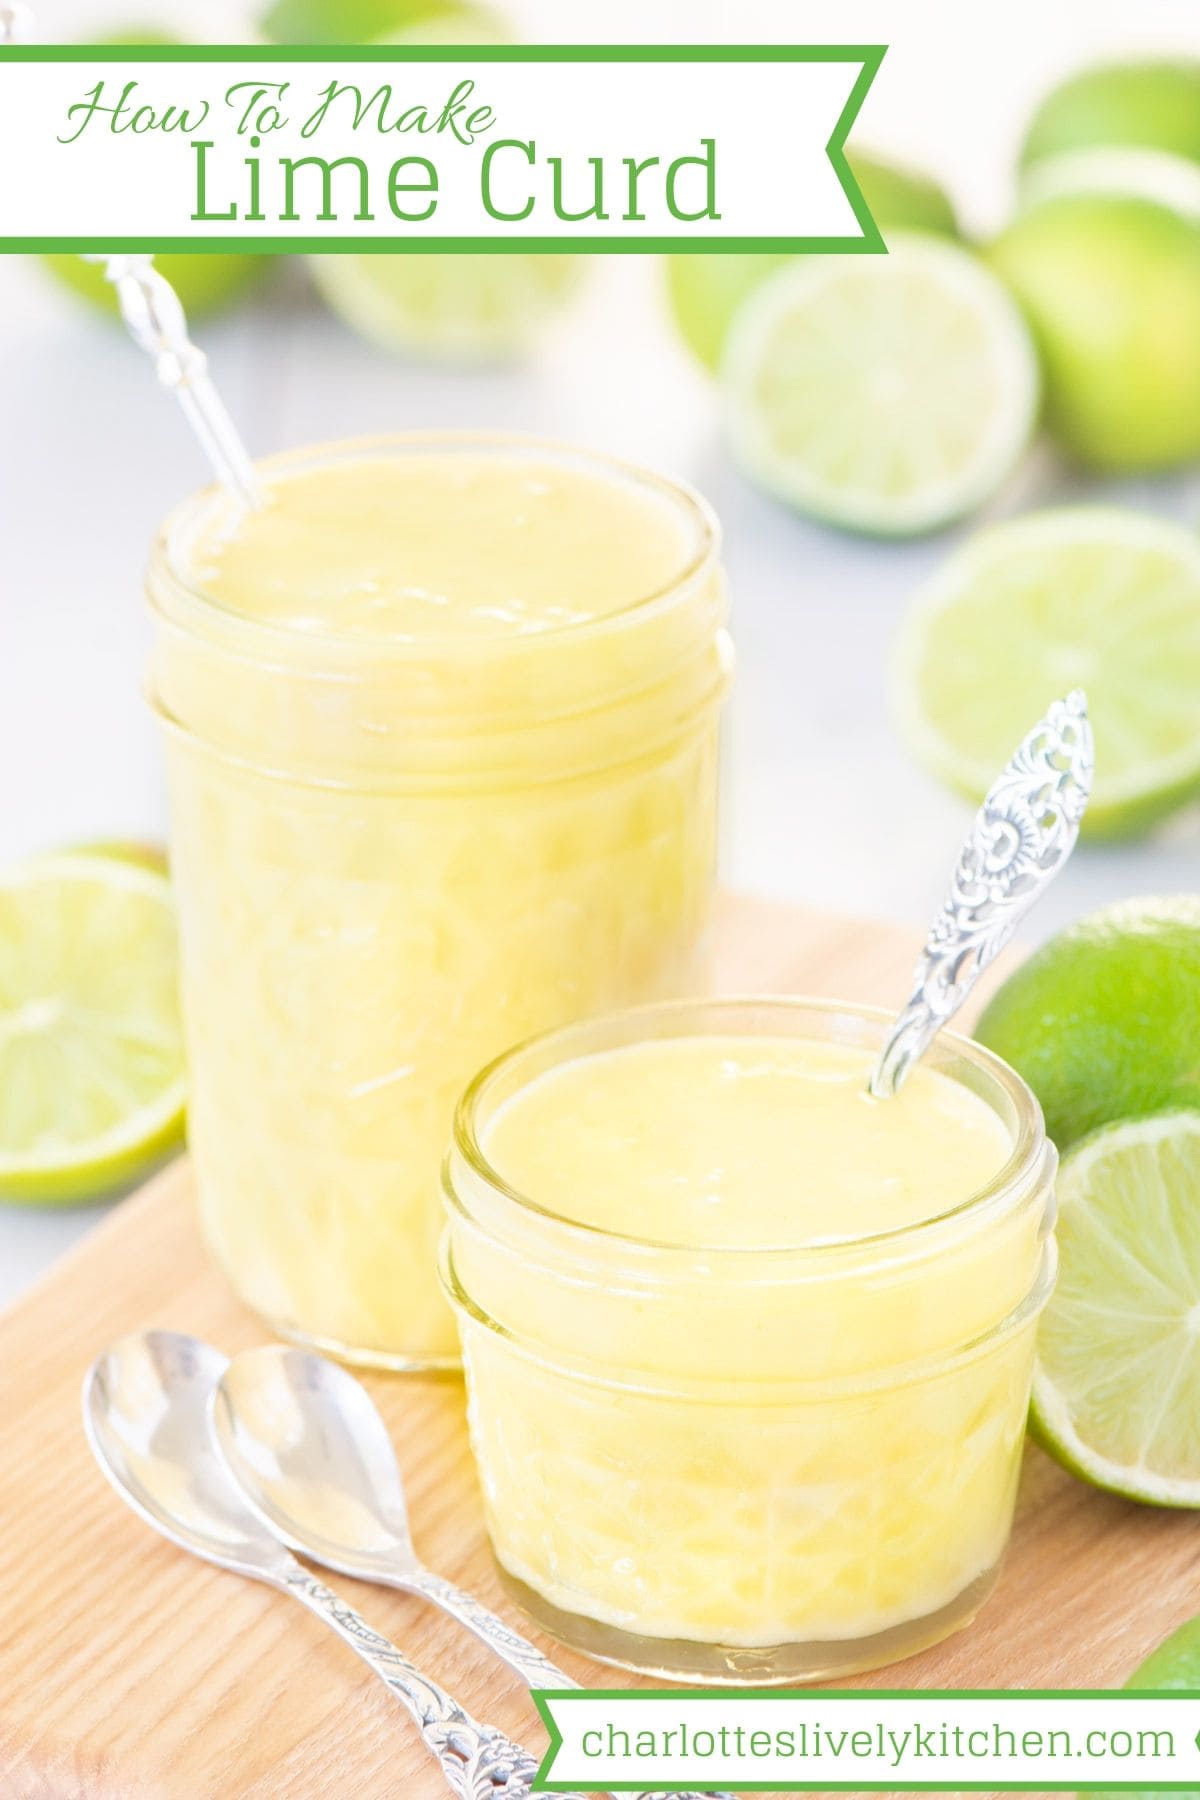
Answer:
(722, 234, 1038, 535)
(0, 855, 186, 1205)
(1032, 1113, 1200, 1507)
(894, 508, 1200, 838)
(311, 253, 581, 362)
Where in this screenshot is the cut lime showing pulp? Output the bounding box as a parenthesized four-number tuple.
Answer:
(0, 855, 186, 1205)
(1032, 1113, 1200, 1507)
(894, 509, 1200, 838)
(311, 253, 581, 362)
(722, 234, 1038, 536)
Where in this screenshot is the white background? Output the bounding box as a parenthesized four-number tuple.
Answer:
(1, 0, 1198, 1304)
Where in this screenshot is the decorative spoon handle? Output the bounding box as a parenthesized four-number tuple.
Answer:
(870, 689, 1093, 1098)
(285, 1569, 569, 1800)
(405, 1568, 733, 1800)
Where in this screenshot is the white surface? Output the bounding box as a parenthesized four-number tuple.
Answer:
(1, 0, 1199, 1306)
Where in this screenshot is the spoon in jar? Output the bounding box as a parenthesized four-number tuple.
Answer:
(83, 1330, 571, 1800)
(212, 1343, 733, 1800)
(869, 688, 1093, 1098)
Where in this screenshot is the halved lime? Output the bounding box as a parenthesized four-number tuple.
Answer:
(311, 253, 581, 362)
(893, 509, 1200, 838)
(665, 148, 960, 371)
(722, 234, 1039, 535)
(0, 855, 186, 1205)
(1032, 1113, 1200, 1507)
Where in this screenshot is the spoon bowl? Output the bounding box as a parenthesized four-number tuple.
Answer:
(83, 1329, 295, 1583)
(211, 1344, 419, 1579)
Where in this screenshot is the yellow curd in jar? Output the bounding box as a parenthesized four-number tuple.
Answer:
(148, 437, 728, 1368)
(443, 1000, 1056, 1682)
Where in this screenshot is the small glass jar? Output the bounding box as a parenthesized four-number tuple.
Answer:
(146, 435, 729, 1370)
(441, 998, 1057, 1684)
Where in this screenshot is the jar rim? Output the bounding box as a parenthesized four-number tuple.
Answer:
(449, 994, 1050, 1259)
(148, 430, 720, 658)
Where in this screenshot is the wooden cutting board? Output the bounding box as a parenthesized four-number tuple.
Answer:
(1, 894, 1198, 1800)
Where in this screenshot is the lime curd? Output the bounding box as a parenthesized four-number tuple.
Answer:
(147, 436, 729, 1368)
(443, 999, 1057, 1682)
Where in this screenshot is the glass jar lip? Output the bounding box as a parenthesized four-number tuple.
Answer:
(450, 994, 1050, 1259)
(148, 430, 720, 657)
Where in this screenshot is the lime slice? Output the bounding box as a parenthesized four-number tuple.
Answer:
(722, 234, 1039, 535)
(1031, 1113, 1200, 1507)
(665, 149, 959, 371)
(893, 508, 1200, 838)
(311, 253, 581, 362)
(0, 855, 186, 1205)
(1018, 147, 1200, 221)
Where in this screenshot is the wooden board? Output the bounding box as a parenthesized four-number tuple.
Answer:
(1, 895, 1198, 1800)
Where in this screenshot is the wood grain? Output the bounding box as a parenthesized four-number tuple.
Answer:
(0, 895, 1197, 1800)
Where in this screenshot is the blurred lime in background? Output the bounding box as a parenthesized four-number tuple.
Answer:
(894, 509, 1200, 837)
(39, 25, 264, 321)
(0, 854, 185, 1207)
(265, 0, 582, 359)
(722, 234, 1037, 536)
(262, 0, 509, 43)
(41, 251, 265, 322)
(989, 192, 1200, 470)
(665, 149, 961, 370)
(1020, 59, 1200, 172)
(311, 252, 581, 361)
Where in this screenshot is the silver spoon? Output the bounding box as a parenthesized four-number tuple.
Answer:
(870, 688, 1093, 1097)
(82, 1330, 571, 1800)
(212, 1344, 731, 1800)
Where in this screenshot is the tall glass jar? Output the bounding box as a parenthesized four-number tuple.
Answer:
(442, 998, 1057, 1683)
(147, 435, 729, 1369)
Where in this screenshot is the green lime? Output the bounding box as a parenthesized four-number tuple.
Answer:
(0, 854, 186, 1206)
(1020, 60, 1200, 172)
(41, 253, 264, 324)
(1030, 1112, 1200, 1507)
(1018, 147, 1200, 220)
(894, 510, 1200, 839)
(40, 23, 263, 321)
(722, 233, 1038, 536)
(1087, 1615, 1200, 1799)
(665, 149, 960, 370)
(311, 252, 581, 361)
(976, 896, 1200, 1152)
(1126, 1615, 1200, 1690)
(262, 0, 509, 44)
(988, 192, 1200, 470)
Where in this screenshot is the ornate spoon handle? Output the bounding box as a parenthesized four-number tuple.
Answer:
(870, 689, 1093, 1098)
(284, 1569, 572, 1800)
(409, 1568, 732, 1800)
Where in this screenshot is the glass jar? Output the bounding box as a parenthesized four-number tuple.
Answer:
(147, 435, 729, 1370)
(442, 998, 1057, 1683)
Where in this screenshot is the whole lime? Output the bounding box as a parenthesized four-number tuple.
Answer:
(1021, 59, 1200, 171)
(261, 0, 508, 43)
(665, 148, 959, 369)
(40, 25, 263, 321)
(1083, 1614, 1200, 1800)
(975, 896, 1200, 1152)
(988, 192, 1200, 469)
(41, 253, 264, 323)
